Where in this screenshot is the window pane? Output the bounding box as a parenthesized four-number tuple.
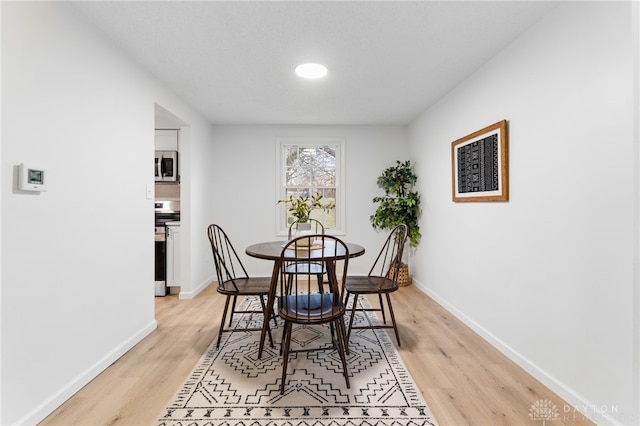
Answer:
(279, 140, 341, 232)
(282, 145, 337, 227)
(284, 145, 336, 188)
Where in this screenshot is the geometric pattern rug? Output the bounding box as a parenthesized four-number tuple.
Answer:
(156, 297, 438, 426)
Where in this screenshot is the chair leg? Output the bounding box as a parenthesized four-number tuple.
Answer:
(228, 295, 238, 327)
(378, 293, 387, 324)
(329, 321, 336, 343)
(339, 316, 350, 355)
(347, 293, 359, 343)
(344, 291, 351, 308)
(280, 321, 293, 394)
(217, 296, 232, 348)
(385, 293, 401, 347)
(334, 318, 350, 389)
(258, 296, 274, 348)
(269, 303, 279, 327)
(316, 273, 324, 293)
(279, 322, 287, 356)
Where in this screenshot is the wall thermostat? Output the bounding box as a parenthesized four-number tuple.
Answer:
(18, 163, 47, 192)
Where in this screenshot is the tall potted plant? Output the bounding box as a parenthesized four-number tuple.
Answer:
(370, 160, 421, 285)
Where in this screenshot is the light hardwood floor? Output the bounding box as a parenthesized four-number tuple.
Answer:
(40, 284, 594, 425)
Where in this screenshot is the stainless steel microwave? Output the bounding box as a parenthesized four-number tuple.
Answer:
(155, 151, 178, 182)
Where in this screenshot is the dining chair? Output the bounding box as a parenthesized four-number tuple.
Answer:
(286, 218, 326, 292)
(207, 224, 275, 349)
(344, 223, 408, 347)
(277, 234, 350, 394)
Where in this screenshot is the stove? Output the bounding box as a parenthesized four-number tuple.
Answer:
(155, 200, 180, 296)
(155, 200, 181, 226)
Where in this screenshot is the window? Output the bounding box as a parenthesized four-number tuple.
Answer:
(277, 138, 345, 235)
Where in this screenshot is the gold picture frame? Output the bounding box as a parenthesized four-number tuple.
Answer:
(451, 120, 508, 202)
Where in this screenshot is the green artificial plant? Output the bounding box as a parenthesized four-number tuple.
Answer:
(277, 193, 335, 223)
(370, 160, 421, 247)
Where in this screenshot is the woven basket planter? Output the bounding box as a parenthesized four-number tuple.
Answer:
(397, 263, 411, 287)
(388, 262, 412, 287)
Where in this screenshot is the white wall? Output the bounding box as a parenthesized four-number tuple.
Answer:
(175, 122, 218, 299)
(1, 3, 214, 424)
(203, 125, 409, 279)
(409, 2, 638, 424)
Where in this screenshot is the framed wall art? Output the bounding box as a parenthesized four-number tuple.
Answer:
(451, 120, 509, 202)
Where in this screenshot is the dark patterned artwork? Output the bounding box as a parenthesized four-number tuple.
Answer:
(451, 120, 508, 202)
(456, 134, 499, 193)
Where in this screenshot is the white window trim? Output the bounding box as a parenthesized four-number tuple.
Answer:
(275, 137, 346, 236)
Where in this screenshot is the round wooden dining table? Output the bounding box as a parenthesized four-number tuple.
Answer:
(246, 240, 365, 262)
(245, 239, 365, 358)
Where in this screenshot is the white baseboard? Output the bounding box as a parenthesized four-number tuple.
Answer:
(179, 276, 213, 299)
(410, 279, 622, 426)
(18, 320, 158, 426)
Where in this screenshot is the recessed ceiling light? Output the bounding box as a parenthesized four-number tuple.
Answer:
(295, 63, 328, 79)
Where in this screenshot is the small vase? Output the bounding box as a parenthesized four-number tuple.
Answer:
(293, 222, 313, 246)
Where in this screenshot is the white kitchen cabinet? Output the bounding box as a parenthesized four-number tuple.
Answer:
(166, 223, 181, 289)
(155, 129, 179, 151)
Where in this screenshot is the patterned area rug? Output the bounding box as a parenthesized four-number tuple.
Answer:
(156, 297, 438, 426)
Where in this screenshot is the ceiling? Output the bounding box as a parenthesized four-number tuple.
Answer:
(71, 1, 558, 126)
